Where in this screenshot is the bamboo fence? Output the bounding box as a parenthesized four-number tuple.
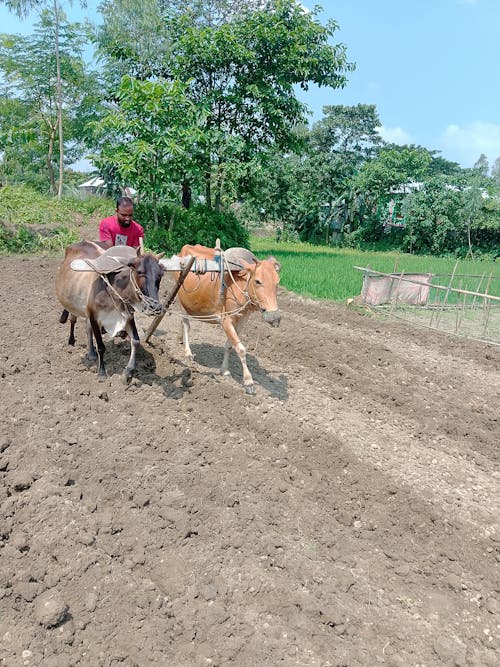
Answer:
(354, 265, 500, 347)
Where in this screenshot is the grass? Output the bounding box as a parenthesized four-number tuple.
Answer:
(250, 237, 500, 302)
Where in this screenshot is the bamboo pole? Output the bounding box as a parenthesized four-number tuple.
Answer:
(433, 260, 458, 330)
(455, 280, 464, 333)
(389, 270, 405, 317)
(471, 272, 486, 312)
(142, 256, 196, 344)
(481, 273, 493, 338)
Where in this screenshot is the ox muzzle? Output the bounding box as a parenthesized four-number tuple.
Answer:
(136, 297, 165, 317)
(261, 309, 281, 328)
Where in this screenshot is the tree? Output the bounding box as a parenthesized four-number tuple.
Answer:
(0, 0, 86, 196)
(400, 179, 463, 255)
(491, 156, 500, 185)
(473, 153, 489, 177)
(95, 0, 355, 209)
(0, 13, 96, 193)
(93, 75, 204, 225)
(305, 104, 382, 239)
(159, 0, 267, 26)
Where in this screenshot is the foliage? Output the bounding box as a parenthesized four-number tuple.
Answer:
(0, 223, 78, 252)
(138, 202, 249, 253)
(400, 178, 500, 257)
(95, 0, 354, 209)
(354, 145, 432, 197)
(0, 11, 98, 193)
(0, 184, 108, 225)
(92, 75, 204, 223)
(0, 0, 92, 196)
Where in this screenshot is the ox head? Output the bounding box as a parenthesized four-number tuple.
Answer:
(241, 256, 281, 327)
(127, 252, 165, 316)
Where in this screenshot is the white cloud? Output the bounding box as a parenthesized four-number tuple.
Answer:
(439, 121, 500, 167)
(295, 2, 311, 13)
(376, 125, 413, 145)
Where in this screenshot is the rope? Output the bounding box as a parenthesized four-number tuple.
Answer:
(101, 273, 132, 315)
(177, 247, 264, 323)
(101, 268, 162, 317)
(181, 298, 252, 323)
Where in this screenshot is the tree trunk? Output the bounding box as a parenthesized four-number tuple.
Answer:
(54, 0, 64, 198)
(204, 163, 212, 210)
(466, 219, 474, 259)
(214, 162, 224, 213)
(181, 176, 191, 209)
(47, 125, 57, 196)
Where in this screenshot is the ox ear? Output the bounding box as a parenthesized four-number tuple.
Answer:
(235, 258, 254, 275)
(268, 255, 281, 272)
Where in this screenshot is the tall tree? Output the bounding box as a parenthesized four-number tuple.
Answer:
(93, 75, 204, 224)
(0, 0, 85, 196)
(0, 13, 96, 193)
(96, 0, 354, 209)
(492, 156, 500, 185)
(473, 153, 489, 177)
(301, 104, 382, 239)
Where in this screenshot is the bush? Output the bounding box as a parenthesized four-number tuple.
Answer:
(0, 184, 110, 226)
(0, 223, 79, 253)
(0, 185, 107, 253)
(138, 203, 249, 253)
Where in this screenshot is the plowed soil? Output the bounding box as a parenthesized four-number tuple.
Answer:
(0, 255, 499, 667)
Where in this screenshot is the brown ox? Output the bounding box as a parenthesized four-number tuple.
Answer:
(55, 241, 164, 381)
(176, 244, 281, 394)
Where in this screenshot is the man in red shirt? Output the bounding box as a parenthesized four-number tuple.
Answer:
(99, 196, 144, 249)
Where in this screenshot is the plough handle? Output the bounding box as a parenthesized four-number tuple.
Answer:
(142, 255, 196, 344)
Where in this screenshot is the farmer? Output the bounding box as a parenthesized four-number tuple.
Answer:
(98, 196, 144, 250)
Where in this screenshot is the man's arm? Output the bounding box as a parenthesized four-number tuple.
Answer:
(98, 218, 114, 248)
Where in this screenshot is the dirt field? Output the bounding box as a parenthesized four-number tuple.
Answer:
(0, 255, 499, 667)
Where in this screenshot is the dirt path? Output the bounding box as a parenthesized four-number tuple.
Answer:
(0, 256, 499, 667)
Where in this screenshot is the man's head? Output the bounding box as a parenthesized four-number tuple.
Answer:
(116, 196, 134, 228)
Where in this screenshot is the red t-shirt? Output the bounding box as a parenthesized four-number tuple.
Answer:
(99, 215, 144, 248)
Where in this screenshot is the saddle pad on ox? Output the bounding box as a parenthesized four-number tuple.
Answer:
(71, 245, 137, 274)
(223, 247, 258, 270)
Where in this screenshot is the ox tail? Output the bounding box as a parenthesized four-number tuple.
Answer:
(59, 309, 69, 324)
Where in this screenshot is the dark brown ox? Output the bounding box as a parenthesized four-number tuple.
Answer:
(176, 244, 281, 394)
(55, 241, 164, 381)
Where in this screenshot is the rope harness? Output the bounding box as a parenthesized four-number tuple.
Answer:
(181, 249, 263, 324)
(99, 267, 163, 317)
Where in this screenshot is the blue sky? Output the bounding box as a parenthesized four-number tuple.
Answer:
(1, 0, 499, 169)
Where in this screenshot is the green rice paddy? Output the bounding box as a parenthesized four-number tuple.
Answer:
(250, 237, 500, 302)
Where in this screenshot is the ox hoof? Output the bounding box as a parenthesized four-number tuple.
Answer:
(121, 370, 133, 385)
(244, 384, 256, 396)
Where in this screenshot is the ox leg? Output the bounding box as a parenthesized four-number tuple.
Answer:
(221, 338, 233, 376)
(88, 317, 106, 379)
(181, 316, 194, 361)
(222, 319, 255, 395)
(86, 319, 97, 361)
(68, 315, 77, 346)
(122, 317, 140, 383)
